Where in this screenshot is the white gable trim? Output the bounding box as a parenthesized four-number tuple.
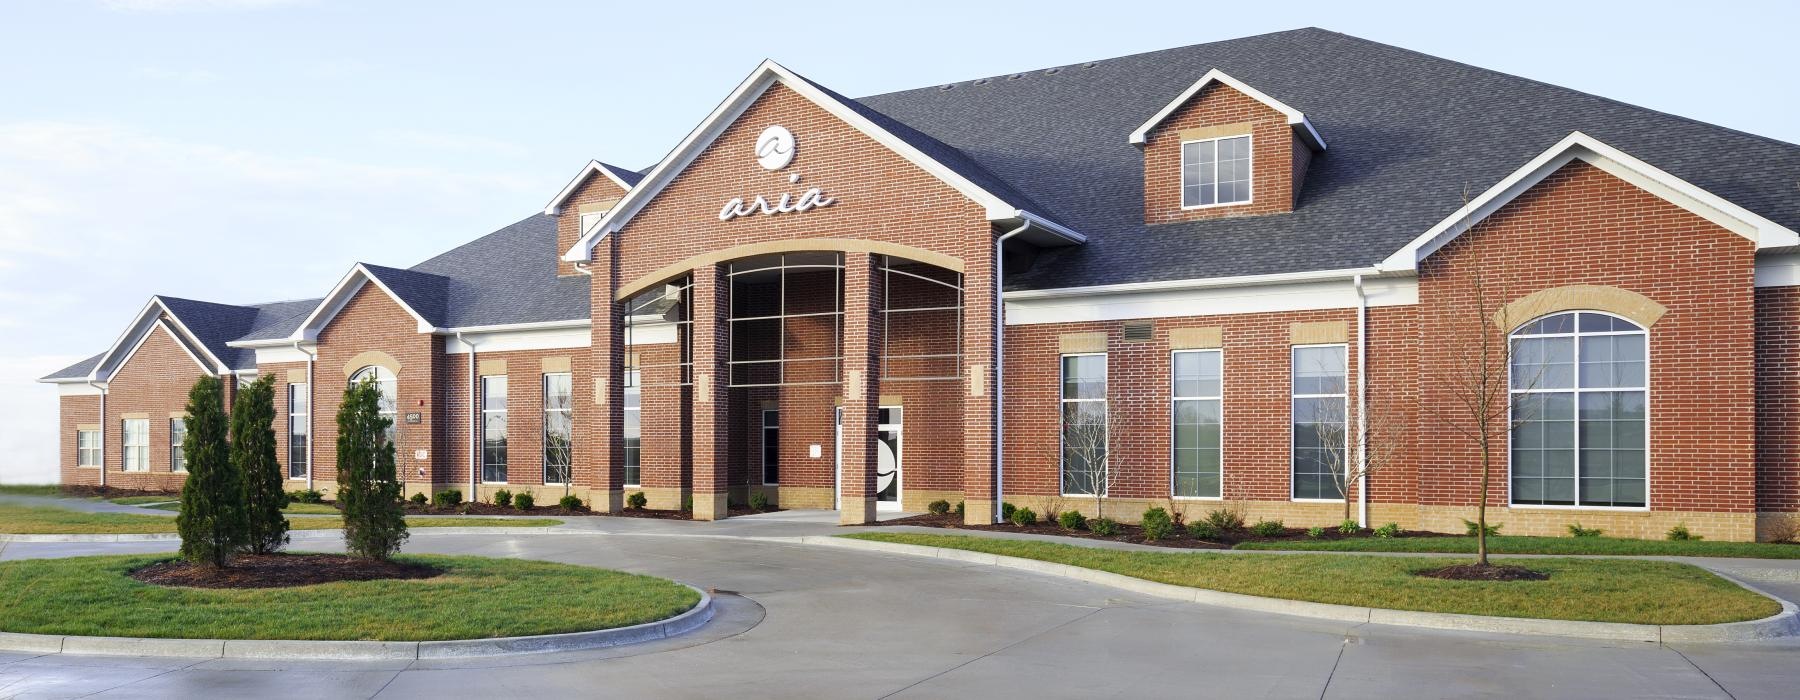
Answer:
(287, 264, 439, 341)
(542, 160, 639, 216)
(1378, 131, 1800, 272)
(111, 321, 216, 380)
(89, 297, 229, 381)
(563, 59, 1069, 262)
(1128, 69, 1327, 150)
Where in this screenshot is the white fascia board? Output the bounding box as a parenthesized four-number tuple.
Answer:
(88, 297, 164, 381)
(90, 297, 229, 380)
(1014, 210, 1087, 245)
(445, 325, 592, 354)
(564, 59, 1040, 262)
(109, 321, 216, 379)
(1003, 267, 1386, 301)
(291, 264, 437, 341)
(439, 318, 591, 335)
(542, 160, 638, 216)
(56, 382, 106, 395)
(1127, 69, 1327, 151)
(253, 345, 313, 365)
(1379, 131, 1800, 273)
(1755, 252, 1800, 288)
(1006, 274, 1416, 326)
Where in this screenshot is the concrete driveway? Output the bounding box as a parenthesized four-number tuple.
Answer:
(0, 514, 1796, 699)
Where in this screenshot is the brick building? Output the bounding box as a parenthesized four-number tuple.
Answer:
(40, 29, 1800, 540)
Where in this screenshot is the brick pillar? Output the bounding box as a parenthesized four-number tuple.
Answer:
(689, 263, 731, 520)
(587, 236, 625, 513)
(840, 252, 882, 524)
(963, 231, 999, 525)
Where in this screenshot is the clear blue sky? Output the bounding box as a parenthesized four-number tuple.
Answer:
(2, 0, 1795, 482)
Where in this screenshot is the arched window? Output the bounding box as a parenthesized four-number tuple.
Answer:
(1509, 312, 1646, 508)
(349, 365, 398, 445)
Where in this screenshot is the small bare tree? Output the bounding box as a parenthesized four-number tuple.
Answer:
(1303, 389, 1410, 524)
(1059, 409, 1113, 522)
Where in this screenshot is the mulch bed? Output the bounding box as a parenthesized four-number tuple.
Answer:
(1415, 563, 1549, 581)
(130, 554, 442, 589)
(395, 501, 780, 520)
(868, 512, 1459, 550)
(52, 485, 178, 500)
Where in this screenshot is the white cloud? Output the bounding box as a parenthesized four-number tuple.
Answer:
(100, 0, 306, 11)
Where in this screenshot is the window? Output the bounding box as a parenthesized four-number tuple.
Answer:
(1172, 350, 1222, 498)
(580, 212, 605, 236)
(481, 375, 507, 483)
(762, 409, 780, 484)
(1060, 354, 1107, 496)
(1292, 345, 1347, 500)
(122, 418, 149, 472)
(169, 418, 187, 472)
(1181, 135, 1252, 208)
(348, 366, 397, 445)
(623, 370, 641, 486)
(288, 383, 308, 479)
(544, 373, 573, 485)
(77, 430, 100, 467)
(1510, 311, 1647, 508)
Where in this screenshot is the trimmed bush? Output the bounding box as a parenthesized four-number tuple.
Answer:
(1186, 520, 1221, 540)
(1089, 518, 1120, 537)
(1204, 508, 1246, 533)
(559, 494, 582, 510)
(513, 493, 534, 510)
(337, 377, 408, 560)
(1010, 507, 1038, 527)
(1568, 522, 1604, 538)
(492, 490, 513, 508)
(1307, 526, 1326, 538)
(289, 489, 326, 504)
(627, 492, 648, 509)
(1668, 523, 1702, 541)
(1001, 502, 1017, 522)
(1140, 507, 1174, 542)
(1250, 520, 1285, 538)
(1338, 519, 1360, 535)
(175, 375, 244, 567)
(409, 492, 428, 506)
(1463, 519, 1502, 537)
(234, 374, 288, 556)
(953, 500, 964, 516)
(432, 490, 463, 508)
(1374, 522, 1401, 538)
(1057, 509, 1087, 531)
(926, 499, 950, 515)
(749, 491, 770, 511)
(681, 494, 693, 512)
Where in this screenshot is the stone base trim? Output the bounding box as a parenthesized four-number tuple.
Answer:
(806, 536, 1799, 644)
(1757, 512, 1800, 543)
(1416, 506, 1755, 542)
(963, 499, 996, 526)
(900, 489, 962, 515)
(0, 586, 713, 660)
(840, 496, 876, 525)
(997, 495, 1405, 530)
(693, 492, 729, 521)
(756, 485, 834, 510)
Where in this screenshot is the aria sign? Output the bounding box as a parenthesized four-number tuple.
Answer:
(719, 125, 838, 222)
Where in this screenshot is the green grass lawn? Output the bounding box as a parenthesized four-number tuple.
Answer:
(147, 501, 339, 515)
(0, 485, 66, 497)
(843, 533, 1779, 626)
(0, 554, 697, 641)
(109, 495, 178, 506)
(1235, 535, 1800, 559)
(0, 503, 559, 534)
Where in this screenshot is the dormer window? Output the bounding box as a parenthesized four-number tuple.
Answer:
(1182, 134, 1252, 208)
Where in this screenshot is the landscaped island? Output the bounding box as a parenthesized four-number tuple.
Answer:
(0, 502, 559, 535)
(0, 553, 698, 641)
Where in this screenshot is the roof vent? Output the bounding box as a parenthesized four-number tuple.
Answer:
(1007, 73, 1024, 80)
(1121, 321, 1154, 343)
(1082, 61, 1099, 68)
(973, 78, 990, 85)
(938, 84, 955, 91)
(1045, 67, 1062, 75)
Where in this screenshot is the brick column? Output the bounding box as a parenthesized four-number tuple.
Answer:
(840, 252, 882, 524)
(587, 236, 625, 513)
(962, 231, 999, 525)
(689, 263, 731, 521)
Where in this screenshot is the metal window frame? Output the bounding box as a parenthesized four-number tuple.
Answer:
(1289, 343, 1348, 502)
(1171, 348, 1224, 500)
(1507, 310, 1651, 510)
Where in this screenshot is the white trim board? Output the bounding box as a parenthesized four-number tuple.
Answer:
(542, 160, 639, 216)
(1005, 276, 1415, 326)
(1128, 69, 1326, 150)
(111, 322, 215, 379)
(289, 264, 438, 341)
(446, 326, 591, 354)
(563, 58, 1082, 262)
(1379, 131, 1800, 272)
(88, 297, 230, 380)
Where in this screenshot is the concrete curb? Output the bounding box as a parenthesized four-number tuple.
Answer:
(0, 527, 570, 543)
(0, 586, 712, 660)
(805, 536, 1800, 644)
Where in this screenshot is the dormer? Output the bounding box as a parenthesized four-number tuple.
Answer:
(1131, 69, 1326, 225)
(543, 160, 643, 276)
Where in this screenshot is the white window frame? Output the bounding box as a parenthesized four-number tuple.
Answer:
(288, 382, 309, 480)
(1171, 349, 1224, 500)
(348, 365, 397, 445)
(169, 417, 187, 473)
(1507, 311, 1651, 511)
(543, 372, 573, 486)
(1180, 133, 1254, 210)
(762, 409, 780, 485)
(1290, 343, 1349, 502)
(480, 375, 508, 484)
(623, 369, 642, 488)
(1059, 352, 1109, 498)
(76, 429, 101, 467)
(122, 418, 149, 472)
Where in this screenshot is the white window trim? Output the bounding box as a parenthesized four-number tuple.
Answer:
(1290, 343, 1348, 502)
(762, 409, 780, 486)
(623, 370, 642, 488)
(1059, 352, 1109, 498)
(480, 375, 508, 484)
(1170, 349, 1225, 501)
(543, 373, 573, 486)
(1506, 311, 1651, 512)
(1180, 133, 1254, 210)
(169, 417, 187, 473)
(122, 418, 150, 473)
(288, 383, 309, 481)
(77, 429, 101, 468)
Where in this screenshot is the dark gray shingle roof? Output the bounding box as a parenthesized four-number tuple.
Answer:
(409, 214, 590, 328)
(42, 353, 103, 381)
(853, 27, 1800, 290)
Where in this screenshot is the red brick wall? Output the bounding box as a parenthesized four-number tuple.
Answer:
(436, 348, 591, 493)
(98, 324, 217, 491)
(555, 173, 628, 277)
(312, 284, 441, 489)
(1416, 160, 1756, 513)
(58, 394, 100, 486)
(1142, 81, 1303, 224)
(1756, 285, 1800, 512)
(261, 361, 307, 486)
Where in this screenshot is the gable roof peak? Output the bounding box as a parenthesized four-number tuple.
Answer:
(1128, 68, 1327, 150)
(542, 159, 645, 216)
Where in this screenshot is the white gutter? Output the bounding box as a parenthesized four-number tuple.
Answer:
(1353, 274, 1369, 527)
(1003, 266, 1387, 301)
(458, 330, 477, 504)
(991, 220, 1034, 523)
(89, 380, 107, 488)
(292, 341, 317, 492)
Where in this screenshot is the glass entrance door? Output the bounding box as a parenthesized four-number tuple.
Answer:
(876, 406, 902, 510)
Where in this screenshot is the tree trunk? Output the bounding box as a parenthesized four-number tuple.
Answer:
(1477, 435, 1491, 567)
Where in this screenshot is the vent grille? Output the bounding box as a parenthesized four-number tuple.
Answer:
(1121, 321, 1154, 343)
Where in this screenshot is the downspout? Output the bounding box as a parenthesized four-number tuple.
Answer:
(992, 220, 1033, 523)
(292, 341, 316, 492)
(89, 380, 106, 488)
(1354, 274, 1369, 527)
(458, 331, 477, 504)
